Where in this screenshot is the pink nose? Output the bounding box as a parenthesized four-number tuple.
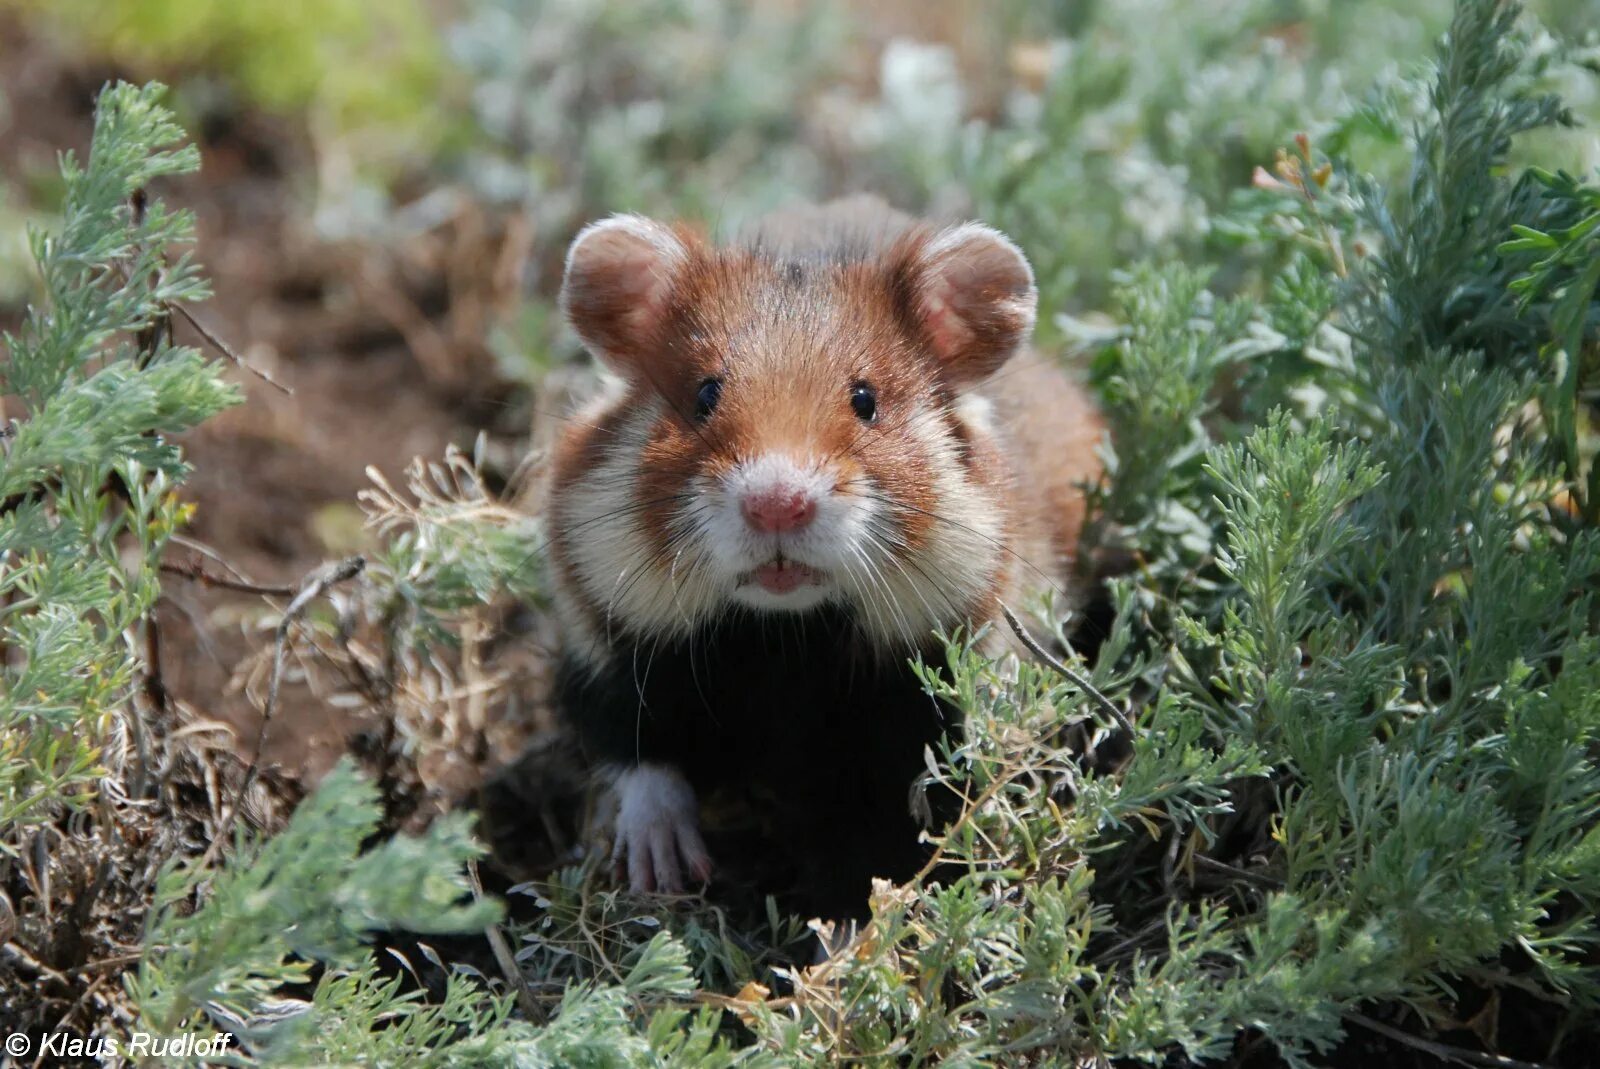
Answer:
(741, 487, 816, 534)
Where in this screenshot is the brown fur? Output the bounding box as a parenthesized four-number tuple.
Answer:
(987, 349, 1105, 612)
(548, 198, 1103, 661)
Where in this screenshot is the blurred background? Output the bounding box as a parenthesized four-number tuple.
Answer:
(2, 0, 1596, 796)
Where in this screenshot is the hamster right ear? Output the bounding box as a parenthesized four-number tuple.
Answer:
(561, 215, 696, 376)
(893, 222, 1037, 387)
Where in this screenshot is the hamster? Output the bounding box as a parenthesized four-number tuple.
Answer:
(546, 197, 1103, 917)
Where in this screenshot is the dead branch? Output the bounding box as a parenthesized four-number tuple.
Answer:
(468, 860, 540, 1022)
(1345, 1010, 1553, 1069)
(200, 555, 366, 868)
(1000, 603, 1134, 734)
(169, 301, 293, 395)
(159, 558, 297, 598)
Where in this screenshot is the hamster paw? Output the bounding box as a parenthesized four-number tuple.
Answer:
(611, 763, 713, 893)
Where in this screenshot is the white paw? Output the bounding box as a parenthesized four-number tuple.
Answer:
(611, 764, 712, 893)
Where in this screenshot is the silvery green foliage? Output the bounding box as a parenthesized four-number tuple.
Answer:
(961, 0, 1599, 326)
(0, 82, 239, 828)
(447, 0, 846, 259)
(436, 0, 1586, 371)
(359, 442, 545, 651)
(131, 761, 739, 1067)
(129, 761, 499, 1035)
(948, 0, 1452, 323)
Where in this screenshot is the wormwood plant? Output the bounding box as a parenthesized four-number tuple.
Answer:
(0, 83, 669, 1063)
(0, 81, 236, 830)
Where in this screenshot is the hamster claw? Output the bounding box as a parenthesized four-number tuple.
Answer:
(612, 763, 712, 894)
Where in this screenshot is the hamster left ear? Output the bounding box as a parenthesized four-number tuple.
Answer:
(561, 214, 701, 379)
(895, 223, 1037, 386)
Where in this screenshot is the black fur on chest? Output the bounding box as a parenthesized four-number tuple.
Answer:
(554, 606, 963, 916)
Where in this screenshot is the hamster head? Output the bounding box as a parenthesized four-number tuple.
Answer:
(550, 213, 1037, 654)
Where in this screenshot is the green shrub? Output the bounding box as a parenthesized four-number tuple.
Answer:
(0, 81, 237, 826)
(0, 83, 610, 1065)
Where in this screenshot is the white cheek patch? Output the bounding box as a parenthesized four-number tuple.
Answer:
(843, 402, 1008, 649)
(611, 763, 711, 893)
(555, 401, 722, 641)
(552, 392, 1005, 649)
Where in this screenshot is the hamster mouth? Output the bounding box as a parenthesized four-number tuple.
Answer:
(743, 559, 827, 595)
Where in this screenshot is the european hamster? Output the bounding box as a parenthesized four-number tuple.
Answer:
(546, 197, 1103, 917)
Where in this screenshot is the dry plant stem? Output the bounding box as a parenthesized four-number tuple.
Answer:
(468, 860, 540, 1022)
(127, 188, 170, 798)
(159, 558, 297, 598)
(1191, 853, 1283, 888)
(141, 613, 167, 714)
(169, 301, 293, 395)
(137, 611, 168, 798)
(167, 534, 257, 580)
(910, 770, 1011, 886)
(1345, 1011, 1553, 1069)
(1000, 603, 1135, 734)
(40, 972, 112, 1064)
(199, 555, 366, 868)
(130, 617, 160, 797)
(322, 623, 391, 707)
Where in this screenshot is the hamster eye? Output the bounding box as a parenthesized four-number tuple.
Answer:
(694, 378, 722, 421)
(849, 382, 877, 422)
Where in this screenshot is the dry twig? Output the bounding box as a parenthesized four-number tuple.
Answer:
(1345, 1011, 1553, 1069)
(170, 301, 293, 395)
(468, 860, 541, 1022)
(199, 556, 366, 867)
(1000, 603, 1134, 734)
(159, 558, 297, 598)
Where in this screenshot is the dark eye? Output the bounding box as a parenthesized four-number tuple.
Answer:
(695, 378, 722, 421)
(850, 382, 877, 422)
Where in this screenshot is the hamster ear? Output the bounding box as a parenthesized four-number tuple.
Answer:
(562, 214, 697, 376)
(896, 223, 1037, 386)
